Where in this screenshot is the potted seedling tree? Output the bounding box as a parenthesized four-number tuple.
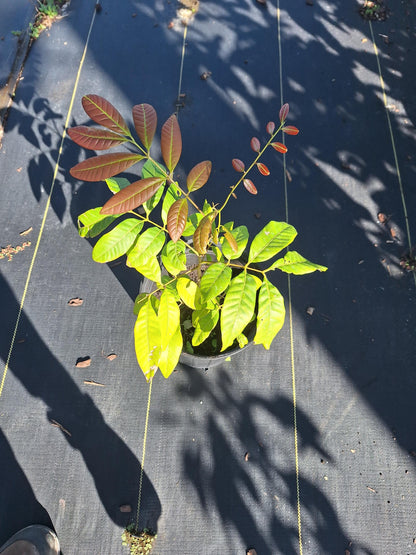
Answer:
(68, 96, 327, 381)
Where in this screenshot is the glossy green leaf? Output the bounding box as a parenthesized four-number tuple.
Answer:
(128, 254, 162, 284)
(159, 289, 180, 350)
(266, 250, 328, 274)
(221, 272, 257, 351)
(133, 293, 149, 316)
(177, 277, 198, 309)
(161, 114, 182, 171)
(70, 152, 144, 182)
(236, 333, 248, 348)
(127, 227, 165, 266)
(158, 325, 182, 378)
(248, 221, 297, 263)
(222, 225, 249, 259)
(100, 177, 165, 215)
(186, 161, 212, 192)
(161, 183, 181, 225)
(167, 199, 188, 242)
(77, 207, 117, 238)
(92, 219, 143, 263)
(105, 176, 131, 193)
(82, 94, 130, 135)
(161, 240, 186, 275)
(192, 305, 219, 346)
(199, 263, 232, 303)
(161, 275, 180, 301)
(68, 126, 127, 150)
(134, 298, 161, 381)
(132, 103, 157, 150)
(254, 278, 285, 349)
(142, 159, 167, 180)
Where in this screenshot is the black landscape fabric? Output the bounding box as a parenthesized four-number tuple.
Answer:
(0, 0, 415, 553)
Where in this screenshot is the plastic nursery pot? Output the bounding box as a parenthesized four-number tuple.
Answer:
(138, 253, 256, 370)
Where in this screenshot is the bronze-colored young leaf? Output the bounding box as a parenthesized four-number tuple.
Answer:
(161, 114, 182, 172)
(232, 158, 245, 172)
(224, 230, 238, 253)
(187, 161, 212, 192)
(193, 213, 214, 255)
(67, 126, 127, 150)
(271, 142, 287, 153)
(257, 163, 270, 176)
(100, 177, 165, 215)
(266, 121, 275, 135)
(250, 137, 260, 153)
(282, 125, 299, 135)
(279, 103, 290, 122)
(243, 179, 257, 195)
(70, 153, 144, 182)
(132, 103, 157, 150)
(167, 199, 188, 242)
(82, 94, 129, 135)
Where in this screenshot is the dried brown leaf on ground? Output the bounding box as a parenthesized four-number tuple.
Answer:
(76, 356, 91, 368)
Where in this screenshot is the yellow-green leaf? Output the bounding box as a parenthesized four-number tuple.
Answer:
(254, 278, 285, 349)
(92, 219, 143, 263)
(266, 251, 328, 275)
(177, 277, 199, 309)
(159, 289, 180, 349)
(134, 299, 161, 381)
(158, 325, 182, 378)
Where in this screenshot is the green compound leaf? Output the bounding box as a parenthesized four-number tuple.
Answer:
(248, 221, 297, 263)
(158, 289, 180, 350)
(182, 212, 204, 237)
(161, 240, 186, 276)
(77, 207, 117, 238)
(127, 226, 166, 266)
(221, 225, 249, 260)
(220, 272, 257, 351)
(105, 176, 131, 193)
(266, 250, 328, 275)
(92, 218, 143, 263)
(128, 255, 162, 284)
(158, 324, 182, 378)
(134, 298, 161, 382)
(192, 305, 219, 346)
(254, 278, 285, 350)
(177, 277, 199, 309)
(199, 263, 232, 303)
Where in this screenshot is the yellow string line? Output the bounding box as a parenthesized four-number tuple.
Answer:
(0, 5, 98, 401)
(135, 21, 188, 533)
(135, 378, 153, 531)
(369, 21, 415, 288)
(277, 3, 303, 554)
(175, 25, 188, 117)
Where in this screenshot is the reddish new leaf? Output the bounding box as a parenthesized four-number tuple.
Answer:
(193, 214, 214, 255)
(82, 95, 129, 135)
(100, 177, 165, 215)
(132, 103, 157, 150)
(161, 115, 182, 172)
(70, 152, 144, 182)
(257, 163, 270, 176)
(243, 179, 257, 195)
(67, 126, 127, 150)
(224, 231, 238, 253)
(282, 126, 299, 135)
(232, 159, 245, 172)
(271, 142, 288, 153)
(279, 103, 289, 122)
(266, 121, 275, 134)
(167, 199, 188, 242)
(250, 137, 261, 153)
(187, 160, 212, 192)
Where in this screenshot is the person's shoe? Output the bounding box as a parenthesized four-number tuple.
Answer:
(0, 526, 59, 555)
